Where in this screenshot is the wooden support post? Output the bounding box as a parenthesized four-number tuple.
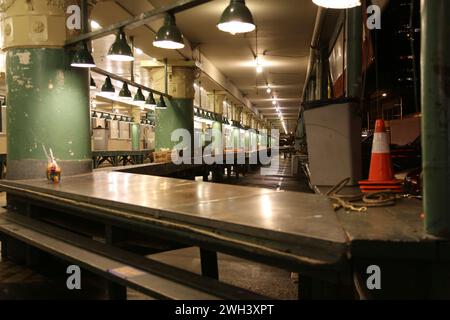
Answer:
(200, 248, 219, 280)
(105, 281, 127, 300)
(1, 236, 7, 259)
(203, 170, 209, 182)
(298, 275, 313, 300)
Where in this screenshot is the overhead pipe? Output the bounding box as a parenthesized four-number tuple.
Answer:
(421, 0, 450, 238)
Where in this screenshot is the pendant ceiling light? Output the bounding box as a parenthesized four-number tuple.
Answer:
(312, 0, 361, 9)
(156, 95, 167, 109)
(119, 82, 132, 99)
(71, 41, 96, 68)
(218, 0, 256, 35)
(153, 13, 185, 50)
(134, 88, 146, 103)
(145, 92, 157, 107)
(107, 29, 134, 62)
(101, 76, 115, 95)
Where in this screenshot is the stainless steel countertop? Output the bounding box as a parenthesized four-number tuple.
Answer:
(0, 171, 347, 246)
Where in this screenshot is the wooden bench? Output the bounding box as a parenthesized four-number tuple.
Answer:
(0, 211, 265, 300)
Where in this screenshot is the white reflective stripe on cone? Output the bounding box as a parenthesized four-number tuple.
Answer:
(371, 132, 390, 154)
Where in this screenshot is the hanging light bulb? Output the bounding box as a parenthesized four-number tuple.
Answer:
(312, 0, 361, 9)
(217, 0, 256, 35)
(101, 76, 115, 95)
(119, 82, 132, 100)
(266, 85, 272, 94)
(107, 29, 134, 62)
(153, 13, 185, 50)
(71, 41, 96, 68)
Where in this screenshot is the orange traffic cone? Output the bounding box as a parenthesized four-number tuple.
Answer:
(359, 119, 403, 193)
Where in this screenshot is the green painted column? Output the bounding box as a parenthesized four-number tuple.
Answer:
(212, 121, 223, 150)
(1, 0, 92, 180)
(148, 65, 195, 151)
(6, 49, 91, 180)
(346, 6, 363, 98)
(156, 98, 194, 150)
(232, 128, 240, 149)
(3, 1, 92, 180)
(421, 0, 450, 237)
(131, 124, 140, 150)
(131, 109, 141, 151)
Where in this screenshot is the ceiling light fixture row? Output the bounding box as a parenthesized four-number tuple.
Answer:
(99, 76, 166, 109)
(72, 0, 256, 67)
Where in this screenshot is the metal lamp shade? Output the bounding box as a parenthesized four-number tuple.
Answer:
(134, 88, 146, 102)
(119, 82, 132, 99)
(101, 76, 115, 94)
(71, 41, 96, 68)
(153, 14, 185, 49)
(107, 30, 134, 62)
(217, 0, 256, 35)
(145, 92, 157, 106)
(312, 0, 361, 9)
(156, 95, 167, 109)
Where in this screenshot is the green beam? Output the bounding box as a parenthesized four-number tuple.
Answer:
(346, 7, 363, 98)
(421, 0, 450, 237)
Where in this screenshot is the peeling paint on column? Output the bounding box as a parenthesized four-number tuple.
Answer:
(16, 52, 31, 65)
(6, 48, 92, 179)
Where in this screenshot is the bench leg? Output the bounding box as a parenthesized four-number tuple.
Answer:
(298, 274, 353, 299)
(298, 275, 313, 300)
(1, 236, 7, 259)
(200, 248, 219, 280)
(212, 167, 223, 183)
(105, 281, 127, 300)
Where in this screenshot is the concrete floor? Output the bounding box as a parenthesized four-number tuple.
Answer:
(0, 156, 311, 300)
